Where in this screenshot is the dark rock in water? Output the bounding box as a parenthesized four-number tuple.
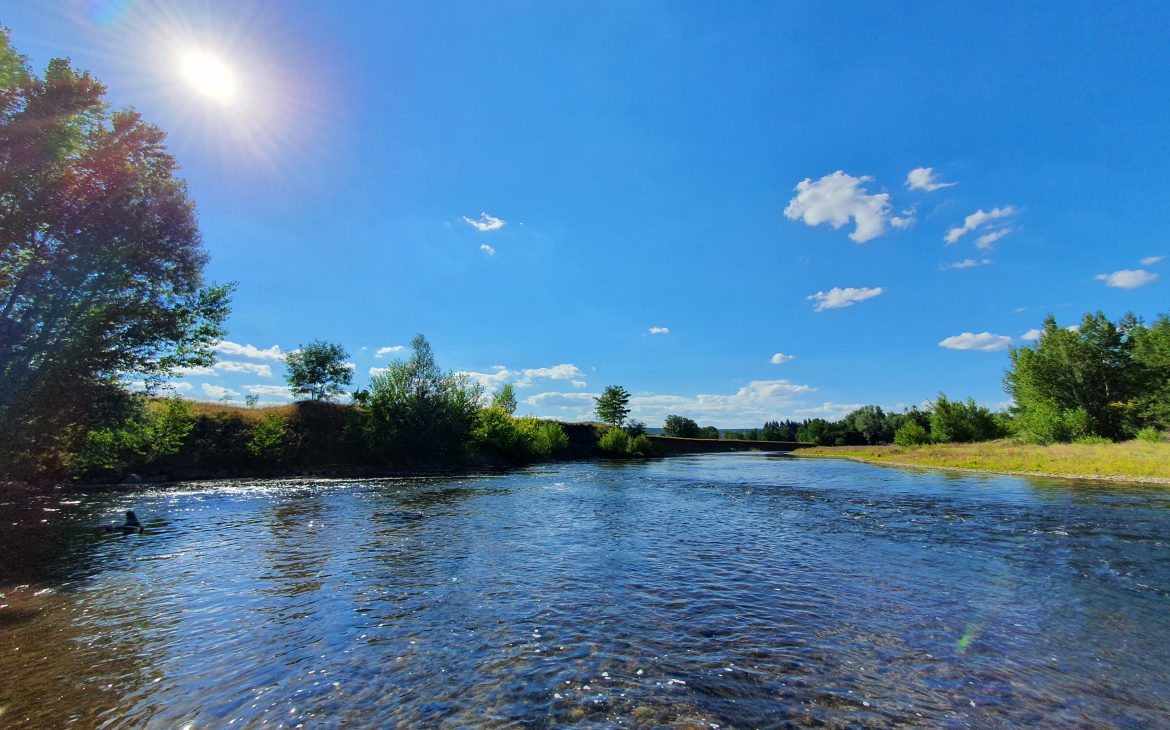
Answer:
(100, 510, 144, 534)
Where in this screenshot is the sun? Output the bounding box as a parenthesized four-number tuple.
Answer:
(180, 50, 237, 103)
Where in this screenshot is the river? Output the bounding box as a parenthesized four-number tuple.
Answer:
(2, 453, 1168, 728)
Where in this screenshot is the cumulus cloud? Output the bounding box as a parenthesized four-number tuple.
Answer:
(458, 363, 587, 391)
(649, 326, 669, 335)
(784, 171, 910, 243)
(905, 167, 957, 192)
(242, 384, 294, 400)
(1140, 255, 1164, 266)
(175, 365, 217, 377)
(459, 366, 517, 391)
(770, 353, 796, 364)
(480, 244, 495, 256)
(975, 228, 1012, 250)
(1095, 269, 1158, 289)
(213, 341, 284, 361)
(517, 364, 586, 386)
(216, 360, 273, 377)
(944, 206, 1016, 245)
(807, 286, 884, 312)
(375, 346, 404, 358)
(938, 332, 1014, 351)
(368, 366, 390, 377)
(940, 258, 993, 270)
(1020, 329, 1043, 341)
(462, 212, 505, 232)
(201, 383, 240, 400)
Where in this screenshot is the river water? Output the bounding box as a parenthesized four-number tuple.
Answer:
(1, 453, 1169, 728)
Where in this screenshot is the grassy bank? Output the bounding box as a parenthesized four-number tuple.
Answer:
(798, 439, 1170, 484)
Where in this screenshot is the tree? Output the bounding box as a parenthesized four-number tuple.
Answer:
(594, 385, 631, 427)
(286, 340, 352, 401)
(491, 383, 517, 415)
(663, 414, 700, 437)
(929, 393, 1002, 443)
(364, 334, 483, 461)
(0, 30, 232, 473)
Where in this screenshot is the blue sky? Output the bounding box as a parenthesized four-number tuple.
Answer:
(7, 1, 1168, 425)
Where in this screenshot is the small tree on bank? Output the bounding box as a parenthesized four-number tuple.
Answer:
(285, 340, 353, 401)
(595, 385, 631, 428)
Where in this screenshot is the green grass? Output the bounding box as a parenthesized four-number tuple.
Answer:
(800, 439, 1170, 483)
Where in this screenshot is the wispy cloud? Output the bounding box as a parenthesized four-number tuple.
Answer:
(784, 171, 912, 244)
(905, 167, 957, 192)
(216, 361, 273, 377)
(649, 326, 669, 335)
(1140, 255, 1164, 266)
(940, 258, 993, 271)
(462, 212, 505, 232)
(944, 206, 1016, 245)
(375, 346, 404, 358)
(793, 402, 867, 419)
(807, 286, 884, 311)
(201, 383, 240, 399)
(1020, 329, 1043, 341)
(458, 363, 587, 391)
(1095, 269, 1158, 289)
(975, 228, 1012, 250)
(175, 365, 217, 377)
(243, 384, 294, 400)
(213, 341, 284, 361)
(480, 243, 495, 256)
(770, 353, 796, 364)
(938, 332, 1013, 351)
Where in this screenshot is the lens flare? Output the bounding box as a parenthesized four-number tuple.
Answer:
(180, 51, 237, 103)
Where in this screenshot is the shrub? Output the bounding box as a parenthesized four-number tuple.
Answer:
(1136, 427, 1162, 443)
(628, 434, 659, 456)
(598, 427, 630, 455)
(474, 407, 568, 462)
(624, 420, 647, 437)
(930, 394, 1003, 443)
(893, 421, 931, 446)
(248, 413, 288, 461)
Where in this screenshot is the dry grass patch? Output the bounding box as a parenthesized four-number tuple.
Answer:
(800, 439, 1170, 483)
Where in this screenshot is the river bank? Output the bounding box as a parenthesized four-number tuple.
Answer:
(796, 439, 1170, 485)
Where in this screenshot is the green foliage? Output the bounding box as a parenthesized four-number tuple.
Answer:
(843, 405, 893, 445)
(628, 434, 659, 456)
(364, 334, 483, 462)
(1136, 427, 1162, 443)
(597, 427, 630, 454)
(285, 340, 353, 401)
(697, 425, 720, 439)
(663, 414, 700, 437)
(71, 396, 194, 476)
(0, 32, 232, 476)
(491, 384, 518, 416)
(893, 420, 932, 446)
(594, 385, 631, 428)
(1010, 401, 1090, 444)
(624, 420, 647, 437)
(1132, 315, 1170, 428)
(929, 394, 1003, 443)
(247, 413, 288, 461)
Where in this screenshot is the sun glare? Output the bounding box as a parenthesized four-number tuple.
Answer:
(180, 50, 237, 103)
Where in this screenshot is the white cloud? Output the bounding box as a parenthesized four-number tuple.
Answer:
(201, 383, 240, 400)
(793, 402, 867, 419)
(1095, 269, 1158, 289)
(941, 258, 993, 270)
(480, 244, 495, 256)
(462, 212, 505, 232)
(939, 332, 1014, 351)
(1140, 255, 1164, 266)
(518, 364, 586, 386)
(649, 326, 669, 335)
(164, 382, 194, 393)
(975, 228, 1012, 250)
(1020, 328, 1043, 341)
(571, 380, 588, 388)
(375, 346, 404, 358)
(770, 353, 796, 364)
(905, 167, 957, 192)
(459, 366, 517, 391)
(242, 384, 294, 400)
(944, 206, 1016, 245)
(784, 171, 910, 243)
(807, 286, 884, 311)
(213, 341, 284, 361)
(216, 360, 273, 377)
(343, 362, 356, 371)
(459, 363, 587, 391)
(175, 365, 217, 377)
(369, 366, 390, 377)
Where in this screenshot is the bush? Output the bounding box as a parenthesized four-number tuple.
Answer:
(1012, 403, 1091, 444)
(893, 421, 931, 446)
(627, 434, 659, 456)
(930, 394, 1003, 443)
(1136, 427, 1162, 443)
(248, 413, 288, 461)
(624, 420, 647, 437)
(598, 427, 630, 455)
(473, 407, 568, 462)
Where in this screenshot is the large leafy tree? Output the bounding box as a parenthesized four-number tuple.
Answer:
(662, 414, 700, 438)
(0, 30, 232, 470)
(594, 385, 631, 428)
(285, 340, 352, 401)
